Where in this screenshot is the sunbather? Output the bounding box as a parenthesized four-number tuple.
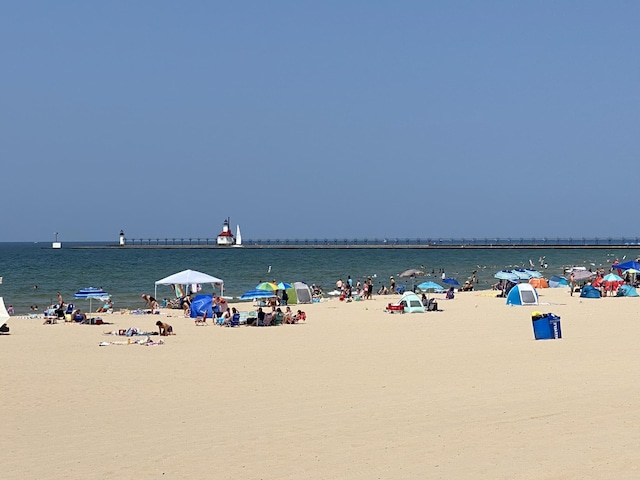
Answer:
(283, 306, 294, 324)
(220, 307, 231, 326)
(96, 298, 113, 313)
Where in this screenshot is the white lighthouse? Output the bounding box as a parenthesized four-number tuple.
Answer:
(52, 232, 61, 249)
(119, 230, 126, 246)
(216, 218, 235, 246)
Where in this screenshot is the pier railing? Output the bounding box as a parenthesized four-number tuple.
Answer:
(121, 237, 640, 248)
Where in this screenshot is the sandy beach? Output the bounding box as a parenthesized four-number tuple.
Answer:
(3, 287, 640, 479)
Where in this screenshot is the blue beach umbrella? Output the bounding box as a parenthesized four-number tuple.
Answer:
(417, 281, 444, 291)
(612, 261, 640, 272)
(511, 269, 533, 280)
(442, 278, 461, 287)
(74, 287, 110, 313)
(239, 289, 277, 300)
(495, 270, 518, 281)
(417, 281, 444, 301)
(277, 282, 293, 290)
(524, 269, 543, 279)
(548, 275, 569, 288)
(603, 273, 623, 282)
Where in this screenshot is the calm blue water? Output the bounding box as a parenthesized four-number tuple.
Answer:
(0, 243, 637, 314)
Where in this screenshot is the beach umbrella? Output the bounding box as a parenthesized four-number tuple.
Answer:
(622, 268, 640, 275)
(572, 270, 594, 281)
(417, 281, 444, 301)
(256, 282, 279, 291)
(603, 273, 623, 282)
(511, 269, 533, 280)
(398, 269, 424, 291)
(277, 282, 293, 290)
(417, 281, 444, 291)
(548, 275, 569, 288)
(74, 287, 110, 313)
(239, 289, 276, 300)
(495, 270, 518, 281)
(612, 260, 640, 272)
(442, 278, 461, 287)
(524, 269, 543, 278)
(399, 269, 424, 278)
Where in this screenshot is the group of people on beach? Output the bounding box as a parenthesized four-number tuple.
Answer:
(334, 276, 376, 301)
(251, 306, 306, 326)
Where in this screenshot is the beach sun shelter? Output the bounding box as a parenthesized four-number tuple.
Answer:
(293, 282, 313, 304)
(580, 285, 601, 299)
(506, 283, 539, 306)
(400, 292, 426, 313)
(155, 269, 224, 299)
(616, 285, 639, 297)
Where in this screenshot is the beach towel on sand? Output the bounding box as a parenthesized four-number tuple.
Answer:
(99, 337, 164, 346)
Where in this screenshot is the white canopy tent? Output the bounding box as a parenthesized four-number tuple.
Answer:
(0, 297, 10, 330)
(154, 269, 224, 299)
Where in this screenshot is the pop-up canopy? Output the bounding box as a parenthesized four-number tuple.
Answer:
(0, 297, 10, 330)
(155, 269, 224, 298)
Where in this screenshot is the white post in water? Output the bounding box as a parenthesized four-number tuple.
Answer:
(52, 232, 61, 249)
(119, 230, 126, 246)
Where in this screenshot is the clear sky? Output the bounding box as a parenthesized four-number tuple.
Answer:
(1, 1, 638, 242)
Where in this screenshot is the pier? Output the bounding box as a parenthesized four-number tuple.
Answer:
(68, 237, 640, 250)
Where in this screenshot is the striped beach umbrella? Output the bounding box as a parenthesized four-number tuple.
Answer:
(239, 289, 277, 300)
(74, 287, 110, 313)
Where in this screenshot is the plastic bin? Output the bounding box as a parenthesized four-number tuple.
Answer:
(532, 313, 562, 340)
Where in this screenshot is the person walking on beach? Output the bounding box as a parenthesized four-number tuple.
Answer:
(569, 272, 576, 296)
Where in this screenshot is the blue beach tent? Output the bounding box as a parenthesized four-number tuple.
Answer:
(506, 283, 539, 306)
(616, 285, 639, 297)
(579, 285, 601, 298)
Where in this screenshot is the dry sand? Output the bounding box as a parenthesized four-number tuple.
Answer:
(2, 287, 640, 480)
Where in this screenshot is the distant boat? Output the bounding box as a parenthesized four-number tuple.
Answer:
(233, 225, 243, 247)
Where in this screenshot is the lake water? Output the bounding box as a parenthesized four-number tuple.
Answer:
(0, 242, 636, 314)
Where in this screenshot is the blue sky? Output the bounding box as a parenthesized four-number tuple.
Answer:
(1, 1, 638, 242)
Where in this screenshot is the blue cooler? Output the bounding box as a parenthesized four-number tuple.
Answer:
(532, 313, 562, 340)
